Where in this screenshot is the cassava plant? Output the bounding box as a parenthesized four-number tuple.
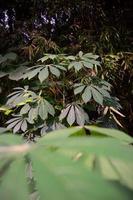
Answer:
(1, 51, 122, 138)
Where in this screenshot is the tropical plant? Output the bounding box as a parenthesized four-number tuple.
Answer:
(0, 126, 133, 200)
(0, 51, 123, 138)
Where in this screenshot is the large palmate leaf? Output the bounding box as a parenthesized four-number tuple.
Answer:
(68, 61, 83, 71)
(5, 95, 55, 133)
(38, 98, 55, 120)
(6, 115, 28, 133)
(26, 98, 55, 124)
(59, 103, 89, 126)
(0, 127, 133, 200)
(74, 81, 111, 105)
(8, 66, 28, 81)
(6, 86, 36, 108)
(38, 53, 66, 63)
(22, 64, 66, 83)
(85, 125, 133, 143)
(68, 51, 100, 72)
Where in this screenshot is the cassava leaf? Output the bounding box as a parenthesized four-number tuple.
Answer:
(49, 66, 60, 77)
(59, 105, 71, 121)
(0, 127, 133, 200)
(68, 62, 83, 71)
(26, 68, 42, 80)
(91, 87, 103, 105)
(55, 65, 66, 71)
(82, 86, 92, 103)
(21, 120, 28, 132)
(75, 105, 89, 125)
(38, 100, 48, 120)
(74, 85, 85, 95)
(20, 104, 30, 115)
(13, 121, 23, 133)
(82, 61, 93, 69)
(44, 100, 55, 116)
(28, 108, 38, 124)
(67, 105, 75, 126)
(7, 119, 21, 130)
(85, 126, 133, 143)
(38, 67, 49, 82)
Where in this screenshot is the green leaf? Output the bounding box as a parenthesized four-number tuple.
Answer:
(30, 148, 130, 200)
(55, 65, 66, 71)
(75, 105, 89, 125)
(68, 62, 83, 71)
(91, 87, 103, 105)
(82, 61, 93, 69)
(0, 158, 29, 200)
(79, 51, 83, 57)
(85, 126, 133, 143)
(82, 86, 92, 103)
(108, 160, 133, 190)
(59, 105, 71, 120)
(44, 100, 55, 116)
(68, 62, 74, 69)
(49, 66, 60, 77)
(100, 88, 110, 97)
(74, 83, 83, 87)
(0, 134, 24, 145)
(28, 108, 38, 124)
(7, 119, 21, 130)
(20, 104, 30, 115)
(74, 85, 85, 95)
(39, 100, 48, 120)
(93, 86, 110, 98)
(88, 59, 100, 66)
(0, 127, 133, 200)
(6, 93, 22, 106)
(13, 121, 23, 133)
(49, 54, 57, 60)
(66, 56, 76, 60)
(84, 53, 99, 59)
(0, 127, 8, 134)
(38, 67, 49, 82)
(39, 127, 85, 143)
(67, 105, 75, 126)
(74, 62, 83, 71)
(21, 120, 28, 132)
(9, 66, 28, 81)
(27, 68, 42, 80)
(38, 55, 49, 62)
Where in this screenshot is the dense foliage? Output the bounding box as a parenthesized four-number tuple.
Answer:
(0, 51, 124, 139)
(0, 1, 133, 199)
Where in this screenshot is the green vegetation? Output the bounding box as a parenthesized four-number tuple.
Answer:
(0, 51, 123, 138)
(0, 0, 133, 199)
(0, 126, 133, 200)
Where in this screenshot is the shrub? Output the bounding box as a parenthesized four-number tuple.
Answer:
(0, 51, 123, 138)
